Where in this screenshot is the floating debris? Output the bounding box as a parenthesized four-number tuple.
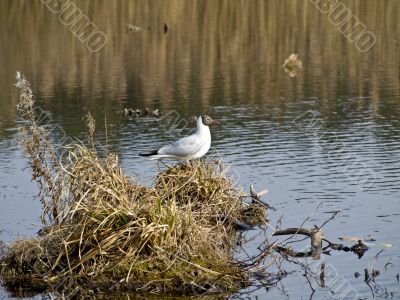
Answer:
(143, 107, 160, 117)
(126, 23, 142, 33)
(339, 236, 375, 242)
(338, 235, 395, 251)
(351, 240, 369, 259)
(273, 227, 324, 259)
(379, 243, 394, 248)
(371, 269, 380, 278)
(250, 185, 268, 199)
(273, 227, 370, 259)
(248, 185, 274, 210)
(123, 107, 138, 117)
(123, 107, 161, 118)
(364, 268, 380, 282)
(163, 22, 168, 34)
(282, 53, 302, 77)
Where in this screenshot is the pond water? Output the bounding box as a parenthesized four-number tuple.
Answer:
(1, 0, 399, 299)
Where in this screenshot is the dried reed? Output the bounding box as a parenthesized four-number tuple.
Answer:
(0, 73, 267, 296)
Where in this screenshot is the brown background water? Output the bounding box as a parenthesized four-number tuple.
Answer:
(0, 0, 399, 299)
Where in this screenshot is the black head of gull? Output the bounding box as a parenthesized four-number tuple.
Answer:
(201, 115, 220, 126)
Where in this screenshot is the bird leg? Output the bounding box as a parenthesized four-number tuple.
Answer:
(159, 159, 173, 169)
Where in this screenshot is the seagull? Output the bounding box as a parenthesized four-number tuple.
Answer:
(139, 115, 219, 160)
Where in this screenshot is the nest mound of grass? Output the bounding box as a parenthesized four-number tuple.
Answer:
(1, 147, 249, 295)
(0, 73, 267, 297)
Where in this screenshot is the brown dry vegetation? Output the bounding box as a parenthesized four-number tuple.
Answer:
(0, 73, 267, 297)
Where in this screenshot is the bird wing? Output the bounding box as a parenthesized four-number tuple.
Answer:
(158, 134, 204, 157)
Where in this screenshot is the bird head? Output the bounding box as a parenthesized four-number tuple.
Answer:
(201, 115, 220, 126)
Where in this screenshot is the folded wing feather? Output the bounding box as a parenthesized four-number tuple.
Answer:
(158, 134, 204, 157)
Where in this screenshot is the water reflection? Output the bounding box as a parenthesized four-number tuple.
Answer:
(0, 0, 399, 126)
(0, 0, 400, 299)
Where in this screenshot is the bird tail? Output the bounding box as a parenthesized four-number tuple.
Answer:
(139, 149, 159, 157)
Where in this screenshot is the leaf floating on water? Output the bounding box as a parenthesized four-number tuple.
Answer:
(126, 23, 142, 33)
(339, 236, 364, 242)
(282, 53, 302, 77)
(379, 243, 394, 248)
(339, 236, 393, 248)
(339, 236, 375, 242)
(283, 53, 302, 68)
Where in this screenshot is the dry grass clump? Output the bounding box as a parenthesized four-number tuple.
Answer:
(0, 73, 266, 297)
(155, 160, 242, 219)
(1, 148, 246, 295)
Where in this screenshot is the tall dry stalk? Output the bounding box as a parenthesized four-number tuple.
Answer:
(15, 72, 61, 224)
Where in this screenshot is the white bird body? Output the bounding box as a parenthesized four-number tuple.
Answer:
(140, 115, 219, 160)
